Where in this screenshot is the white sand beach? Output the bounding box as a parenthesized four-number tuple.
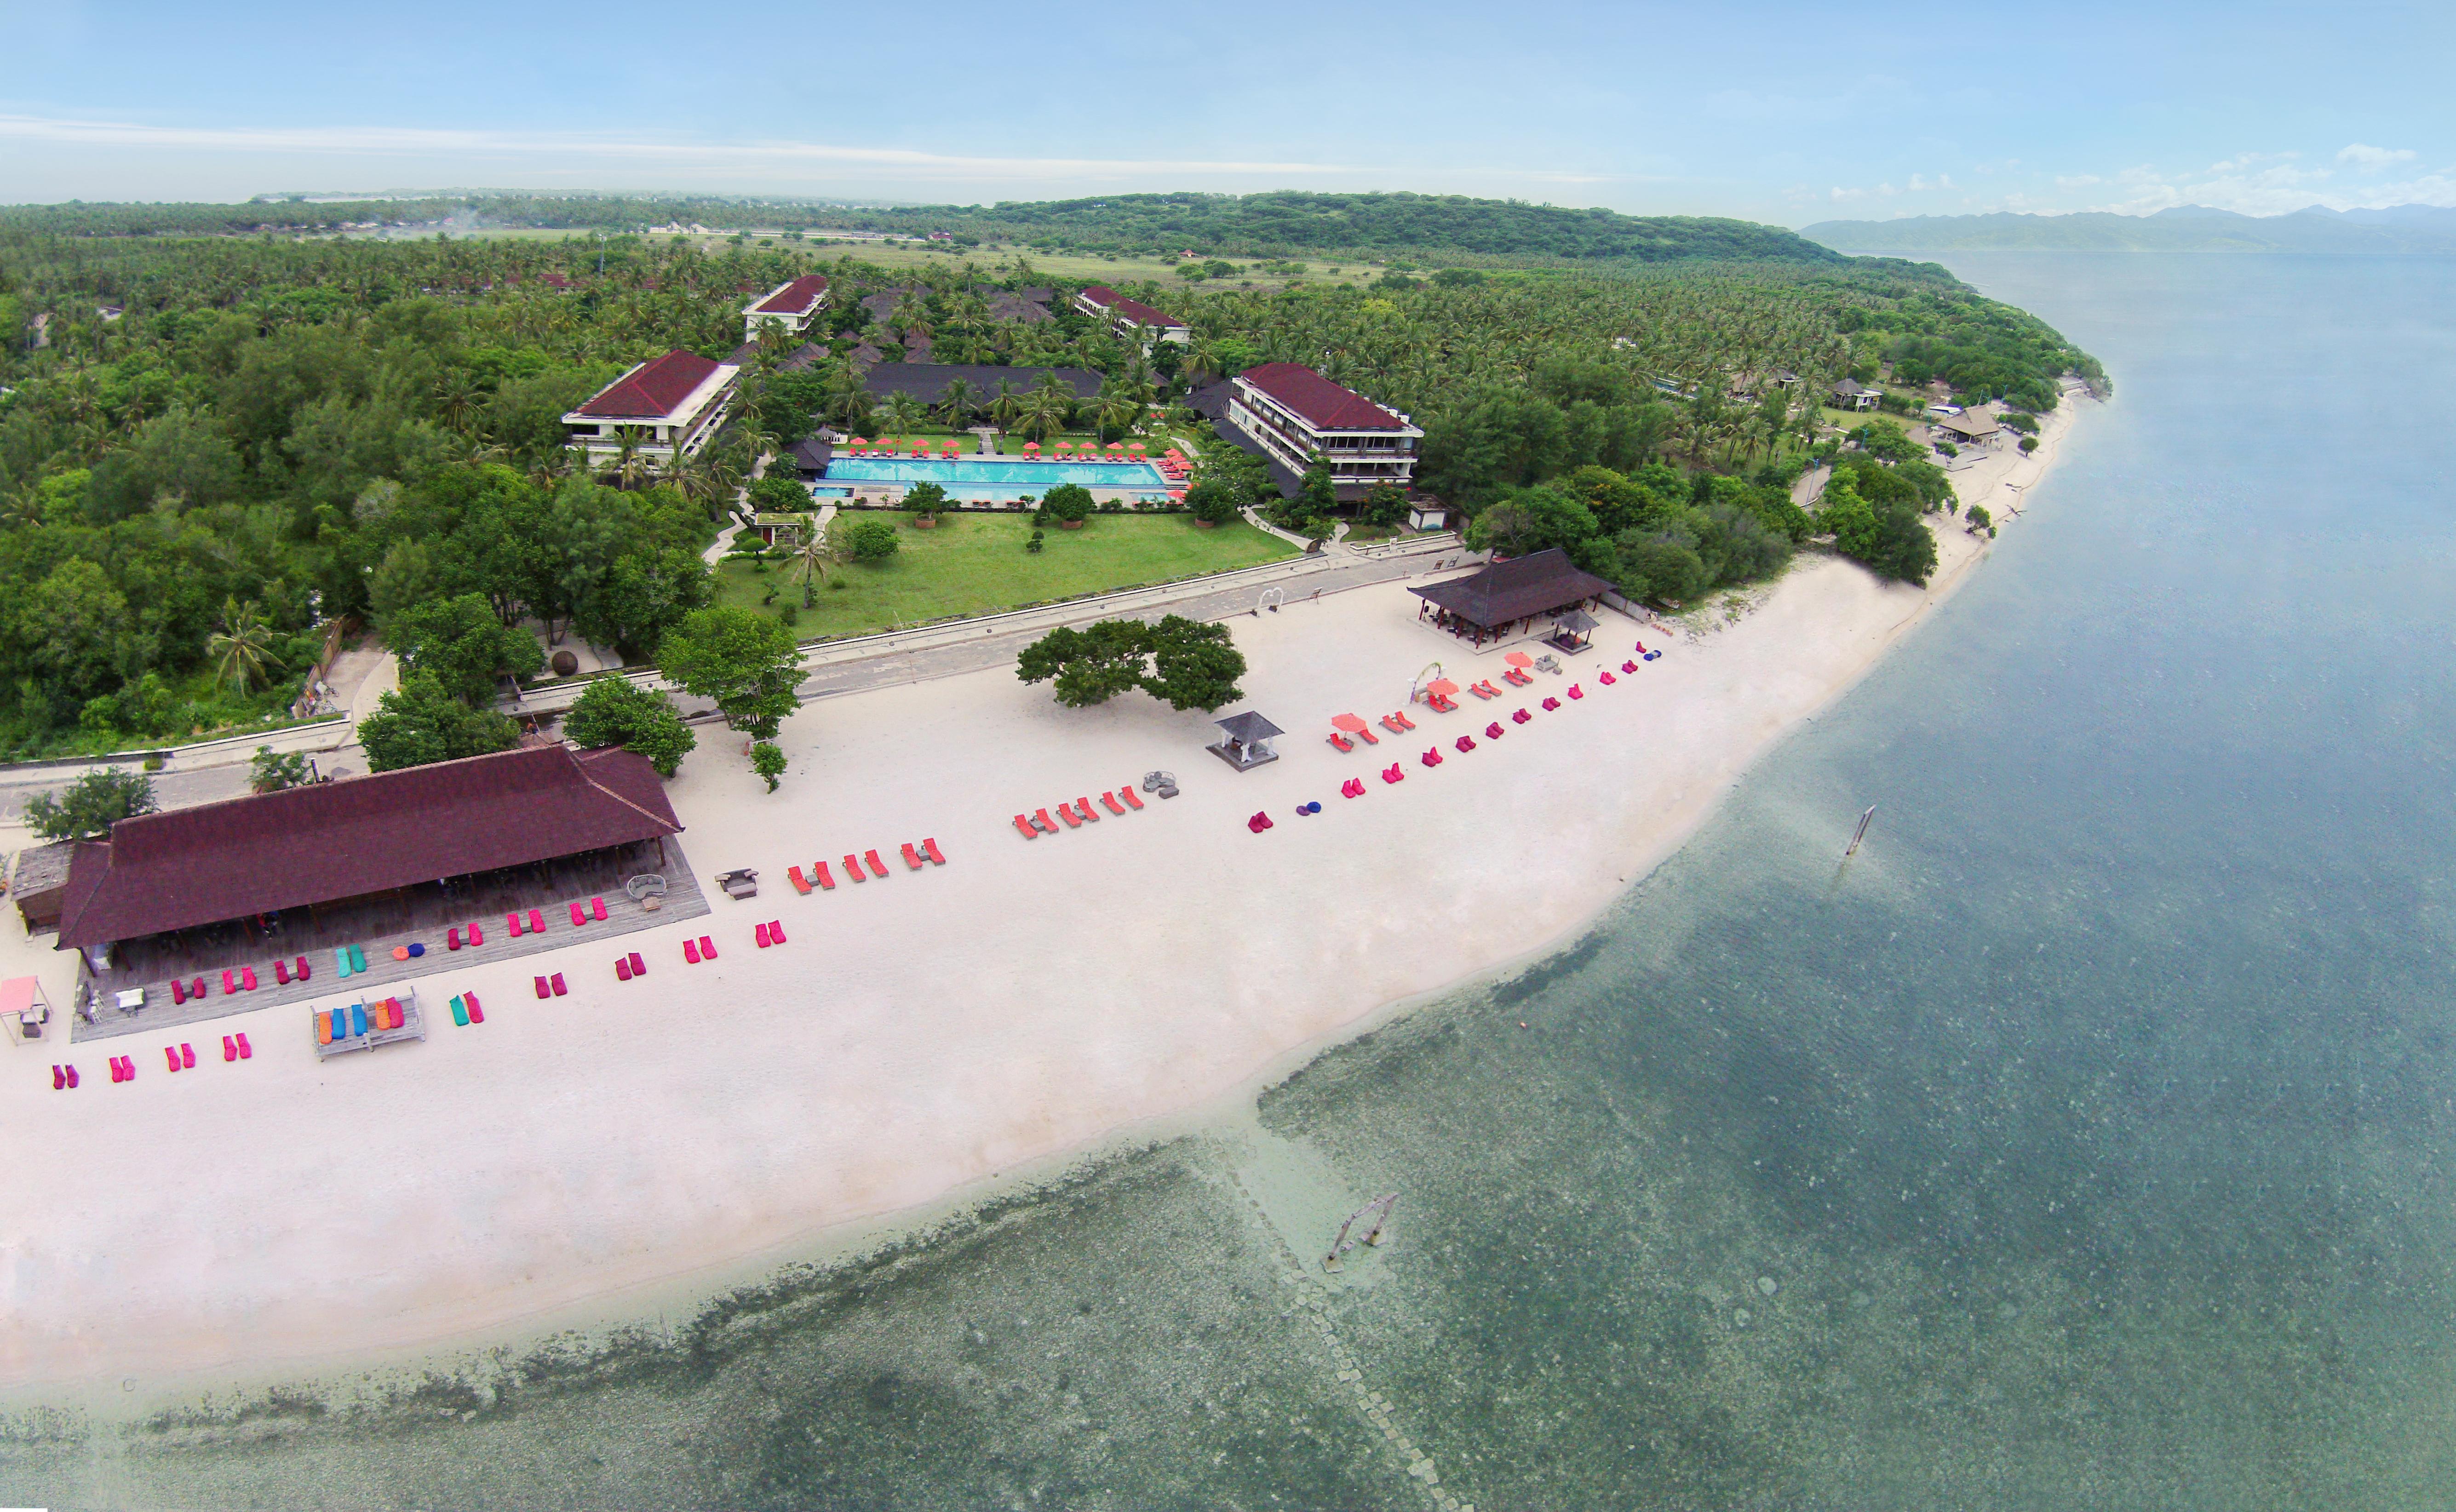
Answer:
(0, 401, 2083, 1405)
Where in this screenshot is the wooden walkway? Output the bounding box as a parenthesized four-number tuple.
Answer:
(67, 841, 712, 1045)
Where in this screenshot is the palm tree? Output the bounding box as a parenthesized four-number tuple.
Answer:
(1091, 381, 1142, 438)
(987, 378, 1023, 433)
(433, 370, 480, 433)
(1015, 378, 1073, 444)
(879, 389, 926, 439)
(793, 526, 839, 608)
(206, 598, 281, 695)
(937, 376, 979, 432)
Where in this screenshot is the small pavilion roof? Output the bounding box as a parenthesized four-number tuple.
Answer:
(1213, 711, 1284, 743)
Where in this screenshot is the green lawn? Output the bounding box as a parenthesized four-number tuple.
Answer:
(715, 512, 1298, 640)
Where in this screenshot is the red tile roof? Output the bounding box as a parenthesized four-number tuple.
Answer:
(55, 745, 682, 948)
(754, 274, 831, 315)
(1237, 364, 1406, 431)
(1078, 285, 1186, 331)
(574, 350, 725, 420)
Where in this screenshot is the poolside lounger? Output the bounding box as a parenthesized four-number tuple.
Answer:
(351, 1004, 367, 1038)
(1566, 684, 1583, 699)
(1014, 813, 1039, 839)
(172, 979, 187, 1005)
(700, 934, 717, 959)
(223, 969, 238, 995)
(768, 920, 787, 945)
(276, 958, 292, 983)
(109, 1059, 121, 1082)
(1033, 808, 1058, 833)
(570, 901, 588, 927)
(685, 938, 700, 964)
(333, 948, 352, 977)
(844, 852, 865, 880)
(924, 838, 946, 865)
(551, 973, 567, 997)
(350, 944, 368, 974)
(1119, 785, 1143, 810)
(52, 1064, 63, 1090)
(1075, 798, 1099, 823)
(591, 896, 608, 922)
(452, 995, 471, 1027)
(180, 1042, 195, 1069)
(507, 912, 523, 937)
(194, 976, 208, 999)
(814, 861, 836, 888)
(316, 1014, 333, 1047)
(756, 923, 772, 949)
(465, 993, 483, 1025)
(535, 975, 551, 999)
(789, 865, 813, 894)
(528, 909, 545, 934)
(1327, 732, 1352, 752)
(865, 848, 890, 873)
(617, 958, 633, 981)
(236, 1032, 252, 1059)
(1427, 693, 1458, 713)
(1469, 682, 1496, 699)
(901, 842, 922, 870)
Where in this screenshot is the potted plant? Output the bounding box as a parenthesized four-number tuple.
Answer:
(904, 480, 951, 528)
(1041, 483, 1094, 531)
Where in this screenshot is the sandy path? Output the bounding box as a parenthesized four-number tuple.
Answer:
(0, 401, 2083, 1405)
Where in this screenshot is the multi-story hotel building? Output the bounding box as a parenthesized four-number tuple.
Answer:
(1072, 284, 1190, 345)
(742, 274, 831, 340)
(562, 350, 740, 463)
(1225, 363, 1423, 498)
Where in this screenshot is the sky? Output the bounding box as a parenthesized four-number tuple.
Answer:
(2, 0, 2451, 226)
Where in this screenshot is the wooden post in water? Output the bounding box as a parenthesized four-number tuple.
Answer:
(1845, 805, 1877, 859)
(1324, 1193, 1399, 1272)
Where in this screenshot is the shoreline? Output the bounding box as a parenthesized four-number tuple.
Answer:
(0, 396, 2090, 1417)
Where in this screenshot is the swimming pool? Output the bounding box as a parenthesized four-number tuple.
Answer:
(826, 457, 1170, 493)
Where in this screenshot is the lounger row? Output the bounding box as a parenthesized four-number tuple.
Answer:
(788, 842, 944, 892)
(1013, 787, 1143, 837)
(313, 989, 426, 1057)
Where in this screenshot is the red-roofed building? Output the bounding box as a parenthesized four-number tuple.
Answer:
(743, 274, 832, 339)
(1073, 285, 1189, 345)
(562, 349, 741, 463)
(1228, 364, 1423, 497)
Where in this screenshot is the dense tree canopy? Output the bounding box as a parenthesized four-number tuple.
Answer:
(1017, 615, 1246, 712)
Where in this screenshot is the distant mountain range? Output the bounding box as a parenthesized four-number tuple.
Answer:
(1800, 205, 2456, 254)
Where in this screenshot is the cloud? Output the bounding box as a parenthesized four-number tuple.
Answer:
(0, 111, 1355, 185)
(2054, 173, 2101, 189)
(2338, 143, 2417, 167)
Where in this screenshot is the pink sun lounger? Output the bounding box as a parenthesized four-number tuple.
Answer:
(1599, 671, 1617, 686)
(1566, 684, 1583, 699)
(1487, 722, 1505, 739)
(700, 934, 717, 959)
(447, 928, 461, 951)
(242, 966, 257, 990)
(276, 957, 292, 983)
(465, 993, 483, 1025)
(1421, 748, 1442, 767)
(1542, 697, 1561, 711)
(551, 973, 567, 997)
(756, 922, 772, 949)
(507, 912, 523, 937)
(224, 1036, 237, 1062)
(236, 1032, 252, 1059)
(534, 975, 551, 999)
(222, 970, 237, 995)
(172, 979, 188, 1005)
(570, 901, 588, 927)
(528, 909, 545, 934)
(617, 957, 633, 981)
(1513, 708, 1532, 724)
(684, 938, 700, 964)
(166, 1047, 182, 1072)
(768, 920, 787, 944)
(464, 925, 479, 948)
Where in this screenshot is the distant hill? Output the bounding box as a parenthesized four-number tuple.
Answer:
(1801, 205, 2456, 254)
(0, 190, 1846, 268)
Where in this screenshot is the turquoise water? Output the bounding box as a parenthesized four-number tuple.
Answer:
(827, 456, 1170, 492)
(11, 255, 2456, 1508)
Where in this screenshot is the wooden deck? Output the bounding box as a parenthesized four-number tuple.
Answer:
(67, 840, 712, 1045)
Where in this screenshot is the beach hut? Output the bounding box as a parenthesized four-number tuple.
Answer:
(1208, 711, 1284, 772)
(1549, 607, 1599, 653)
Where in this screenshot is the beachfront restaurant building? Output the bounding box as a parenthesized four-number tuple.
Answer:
(1072, 285, 1190, 344)
(1224, 363, 1423, 501)
(1931, 408, 2002, 447)
(52, 744, 684, 1011)
(1411, 548, 1613, 648)
(742, 274, 831, 340)
(562, 349, 741, 464)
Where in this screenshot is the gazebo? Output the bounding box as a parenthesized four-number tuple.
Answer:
(1208, 710, 1284, 772)
(1549, 607, 1599, 653)
(1410, 548, 1612, 648)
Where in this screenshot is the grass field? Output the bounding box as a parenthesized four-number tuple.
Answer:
(714, 512, 1298, 641)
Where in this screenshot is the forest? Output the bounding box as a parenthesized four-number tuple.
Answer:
(0, 213, 2095, 760)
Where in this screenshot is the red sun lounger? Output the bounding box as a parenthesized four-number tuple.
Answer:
(1014, 813, 1039, 839)
(700, 934, 717, 959)
(243, 966, 258, 990)
(756, 922, 772, 949)
(617, 957, 633, 981)
(924, 838, 946, 865)
(551, 973, 568, 997)
(507, 911, 524, 938)
(843, 853, 865, 881)
(276, 957, 292, 983)
(465, 993, 483, 1025)
(236, 1033, 252, 1059)
(1119, 785, 1144, 810)
(1033, 808, 1058, 833)
(591, 896, 608, 922)
(222, 970, 237, 995)
(446, 929, 461, 951)
(1379, 715, 1406, 734)
(768, 920, 787, 945)
(1101, 792, 1125, 815)
(1075, 797, 1099, 822)
(463, 926, 478, 949)
(865, 850, 889, 879)
(172, 979, 188, 1005)
(528, 909, 545, 934)
(570, 901, 588, 927)
(789, 865, 814, 894)
(535, 975, 551, 999)
(1326, 731, 1352, 753)
(1391, 710, 1417, 730)
(814, 860, 836, 889)
(902, 842, 924, 870)
(684, 938, 700, 964)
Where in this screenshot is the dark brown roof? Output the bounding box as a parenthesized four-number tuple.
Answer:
(753, 274, 830, 315)
(1409, 549, 1611, 629)
(574, 351, 724, 420)
(55, 745, 681, 947)
(1238, 364, 1406, 431)
(861, 363, 1102, 403)
(1078, 285, 1186, 330)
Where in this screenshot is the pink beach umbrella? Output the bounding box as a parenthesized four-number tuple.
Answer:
(1054, 441, 1073, 455)
(1128, 441, 1146, 455)
(1023, 441, 1040, 455)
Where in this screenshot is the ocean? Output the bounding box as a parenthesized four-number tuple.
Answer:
(11, 253, 2455, 1509)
